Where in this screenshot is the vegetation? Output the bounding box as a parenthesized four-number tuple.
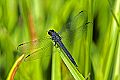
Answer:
(0, 0, 119, 80)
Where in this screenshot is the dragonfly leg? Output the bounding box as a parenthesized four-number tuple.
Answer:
(53, 41, 56, 46)
(54, 42, 59, 48)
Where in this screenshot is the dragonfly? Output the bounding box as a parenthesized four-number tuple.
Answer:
(17, 11, 92, 67)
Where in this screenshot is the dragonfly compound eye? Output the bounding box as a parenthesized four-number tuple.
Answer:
(48, 30, 55, 36)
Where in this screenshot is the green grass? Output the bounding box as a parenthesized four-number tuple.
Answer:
(6, 54, 25, 80)
(0, 0, 120, 80)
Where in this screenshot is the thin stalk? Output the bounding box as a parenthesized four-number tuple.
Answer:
(6, 54, 25, 80)
(58, 48, 85, 80)
(104, 0, 120, 79)
(52, 47, 61, 80)
(112, 32, 120, 80)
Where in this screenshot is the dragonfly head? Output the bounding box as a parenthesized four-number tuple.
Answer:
(48, 30, 55, 36)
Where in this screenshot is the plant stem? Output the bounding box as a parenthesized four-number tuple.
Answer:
(6, 54, 25, 80)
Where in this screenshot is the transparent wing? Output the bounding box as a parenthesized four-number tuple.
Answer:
(17, 36, 53, 61)
(59, 11, 88, 34)
(59, 10, 92, 49)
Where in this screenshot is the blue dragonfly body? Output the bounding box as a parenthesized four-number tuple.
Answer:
(48, 30, 78, 67)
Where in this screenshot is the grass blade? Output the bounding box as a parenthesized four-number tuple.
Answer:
(6, 54, 25, 80)
(57, 48, 85, 80)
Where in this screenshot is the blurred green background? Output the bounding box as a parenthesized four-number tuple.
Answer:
(0, 0, 120, 80)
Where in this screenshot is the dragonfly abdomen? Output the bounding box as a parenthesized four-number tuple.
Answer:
(57, 40, 78, 67)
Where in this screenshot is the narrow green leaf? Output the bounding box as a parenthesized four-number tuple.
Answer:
(6, 54, 25, 80)
(52, 47, 61, 80)
(58, 48, 85, 80)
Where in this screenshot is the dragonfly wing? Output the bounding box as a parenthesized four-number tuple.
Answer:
(17, 36, 53, 61)
(59, 11, 88, 34)
(59, 11, 92, 50)
(56, 11, 93, 68)
(70, 22, 93, 40)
